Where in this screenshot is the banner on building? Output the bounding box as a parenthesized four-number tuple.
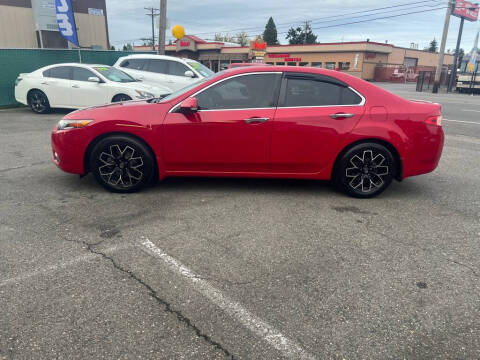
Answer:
(55, 0, 79, 46)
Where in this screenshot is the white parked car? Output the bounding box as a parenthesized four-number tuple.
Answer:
(113, 54, 214, 91)
(15, 63, 171, 114)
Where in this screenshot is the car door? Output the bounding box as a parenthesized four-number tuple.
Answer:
(70, 67, 110, 108)
(164, 60, 196, 91)
(271, 73, 366, 173)
(41, 66, 72, 107)
(142, 59, 170, 88)
(162, 72, 282, 173)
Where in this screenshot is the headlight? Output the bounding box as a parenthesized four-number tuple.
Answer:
(57, 119, 93, 130)
(135, 90, 154, 99)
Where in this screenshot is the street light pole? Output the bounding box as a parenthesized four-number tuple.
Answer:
(158, 0, 167, 55)
(433, 0, 453, 93)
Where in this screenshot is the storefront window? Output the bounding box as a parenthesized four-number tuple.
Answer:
(311, 62, 322, 68)
(299, 62, 309, 66)
(325, 62, 336, 69)
(287, 62, 297, 66)
(276, 62, 285, 65)
(339, 62, 350, 70)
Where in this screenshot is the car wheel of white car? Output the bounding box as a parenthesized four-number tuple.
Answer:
(27, 90, 51, 114)
(112, 94, 132, 103)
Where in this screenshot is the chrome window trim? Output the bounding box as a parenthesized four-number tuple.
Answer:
(168, 74, 365, 113)
(168, 72, 282, 113)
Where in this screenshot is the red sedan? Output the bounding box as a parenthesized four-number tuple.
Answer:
(51, 66, 444, 198)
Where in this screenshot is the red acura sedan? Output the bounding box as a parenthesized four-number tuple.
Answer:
(51, 66, 444, 198)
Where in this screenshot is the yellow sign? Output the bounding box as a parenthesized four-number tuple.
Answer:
(172, 25, 185, 40)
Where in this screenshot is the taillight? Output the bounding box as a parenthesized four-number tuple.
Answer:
(425, 115, 442, 127)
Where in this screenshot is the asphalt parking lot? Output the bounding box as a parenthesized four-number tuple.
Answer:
(1, 84, 479, 359)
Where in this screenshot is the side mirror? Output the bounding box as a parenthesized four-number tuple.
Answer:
(179, 97, 198, 113)
(88, 76, 101, 83)
(184, 70, 195, 78)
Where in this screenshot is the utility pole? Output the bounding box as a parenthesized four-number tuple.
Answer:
(145, 6, 159, 51)
(433, 0, 453, 93)
(447, 16, 464, 92)
(303, 20, 311, 44)
(158, 0, 167, 55)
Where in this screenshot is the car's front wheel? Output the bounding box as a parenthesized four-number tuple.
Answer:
(334, 143, 395, 198)
(27, 90, 51, 114)
(90, 135, 155, 192)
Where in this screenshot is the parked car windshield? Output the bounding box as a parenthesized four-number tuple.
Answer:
(160, 71, 224, 102)
(186, 61, 214, 77)
(94, 66, 137, 83)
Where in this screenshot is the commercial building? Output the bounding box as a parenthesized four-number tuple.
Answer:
(0, 0, 109, 49)
(135, 35, 454, 81)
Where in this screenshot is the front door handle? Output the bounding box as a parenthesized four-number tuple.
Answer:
(72, 84, 80, 88)
(330, 113, 354, 119)
(245, 117, 269, 124)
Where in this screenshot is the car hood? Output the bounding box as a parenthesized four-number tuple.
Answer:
(116, 81, 171, 96)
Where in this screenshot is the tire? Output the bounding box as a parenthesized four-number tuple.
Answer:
(27, 89, 51, 114)
(112, 94, 132, 103)
(333, 143, 395, 198)
(89, 135, 155, 193)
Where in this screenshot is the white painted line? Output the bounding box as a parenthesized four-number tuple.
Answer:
(0, 244, 130, 287)
(141, 239, 315, 360)
(461, 109, 480, 113)
(444, 118, 480, 125)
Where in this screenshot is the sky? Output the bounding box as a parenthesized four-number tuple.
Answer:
(106, 0, 480, 53)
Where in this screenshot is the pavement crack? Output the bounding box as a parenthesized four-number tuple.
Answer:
(83, 242, 237, 360)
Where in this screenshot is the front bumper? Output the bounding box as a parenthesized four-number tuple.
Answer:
(51, 127, 89, 174)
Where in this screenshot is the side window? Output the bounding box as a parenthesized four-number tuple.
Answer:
(283, 78, 362, 107)
(147, 59, 168, 74)
(168, 61, 190, 76)
(120, 59, 146, 70)
(196, 74, 280, 110)
(72, 67, 96, 81)
(45, 66, 71, 80)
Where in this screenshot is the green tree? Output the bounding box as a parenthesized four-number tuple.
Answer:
(122, 43, 133, 51)
(235, 32, 250, 46)
(263, 17, 278, 45)
(427, 38, 438, 52)
(110, 45, 115, 51)
(214, 33, 236, 43)
(286, 24, 317, 45)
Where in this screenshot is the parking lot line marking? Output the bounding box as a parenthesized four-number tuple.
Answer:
(0, 244, 130, 287)
(141, 239, 316, 360)
(461, 109, 480, 113)
(443, 118, 480, 125)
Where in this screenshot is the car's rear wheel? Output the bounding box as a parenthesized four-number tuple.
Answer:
(334, 143, 395, 198)
(27, 90, 51, 114)
(112, 94, 132, 103)
(90, 135, 155, 192)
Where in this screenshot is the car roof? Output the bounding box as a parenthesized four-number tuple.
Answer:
(117, 54, 192, 62)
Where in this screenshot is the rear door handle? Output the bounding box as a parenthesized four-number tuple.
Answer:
(72, 84, 80, 88)
(330, 113, 354, 119)
(245, 117, 269, 124)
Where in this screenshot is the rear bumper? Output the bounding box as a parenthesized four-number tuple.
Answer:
(402, 126, 444, 178)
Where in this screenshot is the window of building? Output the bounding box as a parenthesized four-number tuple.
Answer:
(299, 62, 309, 66)
(276, 62, 285, 65)
(311, 62, 322, 68)
(339, 62, 350, 70)
(196, 74, 280, 110)
(325, 62, 336, 70)
(72, 67, 96, 81)
(120, 59, 147, 70)
(287, 62, 297, 66)
(282, 78, 362, 107)
(265, 62, 274, 65)
(44, 66, 71, 80)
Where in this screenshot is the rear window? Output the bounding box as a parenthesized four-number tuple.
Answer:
(43, 66, 71, 80)
(120, 59, 147, 70)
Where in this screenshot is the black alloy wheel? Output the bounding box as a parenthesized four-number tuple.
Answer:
(27, 90, 51, 114)
(334, 143, 395, 198)
(90, 135, 155, 192)
(112, 94, 132, 103)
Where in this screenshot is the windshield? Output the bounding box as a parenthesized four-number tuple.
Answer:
(186, 61, 214, 78)
(94, 66, 136, 83)
(160, 71, 224, 102)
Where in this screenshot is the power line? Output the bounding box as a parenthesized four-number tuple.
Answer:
(145, 6, 159, 51)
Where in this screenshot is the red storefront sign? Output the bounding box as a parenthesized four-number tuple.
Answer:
(180, 41, 191, 47)
(254, 41, 266, 50)
(453, 0, 479, 21)
(268, 53, 290, 58)
(285, 57, 301, 62)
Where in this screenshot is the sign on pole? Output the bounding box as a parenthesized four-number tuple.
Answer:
(55, 0, 79, 46)
(452, 0, 479, 21)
